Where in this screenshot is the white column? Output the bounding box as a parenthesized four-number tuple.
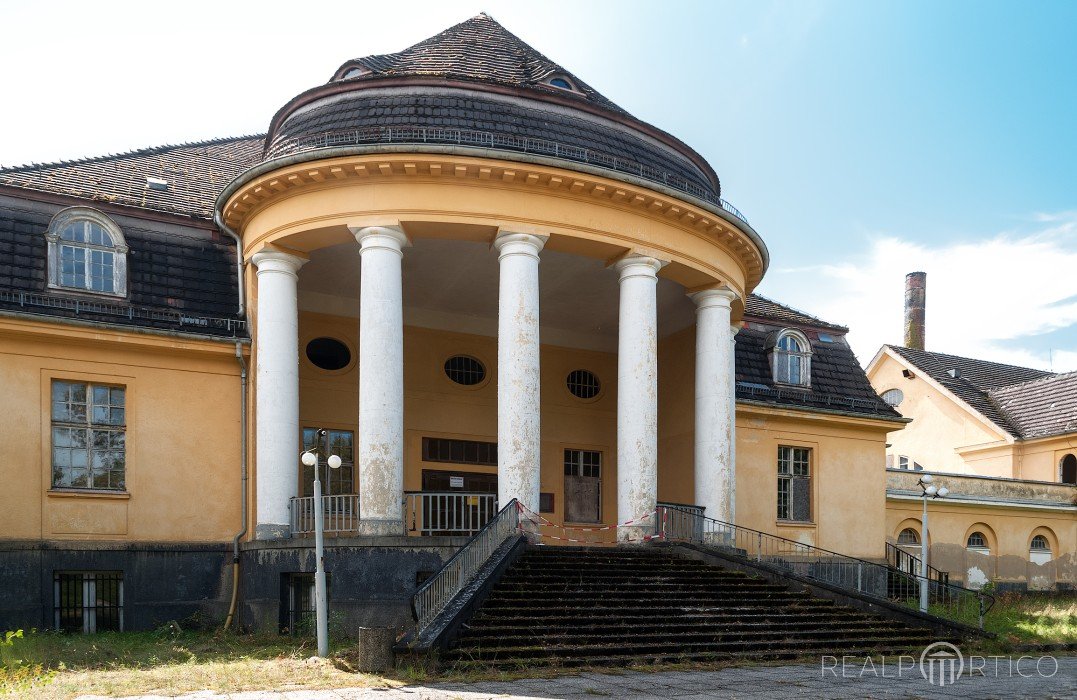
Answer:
(251, 250, 306, 539)
(690, 289, 738, 525)
(351, 226, 409, 536)
(615, 255, 664, 542)
(493, 232, 547, 513)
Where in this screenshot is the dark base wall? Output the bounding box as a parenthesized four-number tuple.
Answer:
(239, 535, 467, 636)
(0, 541, 231, 632)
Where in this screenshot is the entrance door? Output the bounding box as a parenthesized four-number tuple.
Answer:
(564, 449, 602, 523)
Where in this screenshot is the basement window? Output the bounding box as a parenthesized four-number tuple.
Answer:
(54, 571, 123, 633)
(280, 572, 330, 636)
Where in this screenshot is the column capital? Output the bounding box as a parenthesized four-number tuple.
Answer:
(613, 254, 665, 281)
(350, 225, 410, 255)
(690, 288, 739, 310)
(493, 232, 547, 260)
(251, 250, 307, 276)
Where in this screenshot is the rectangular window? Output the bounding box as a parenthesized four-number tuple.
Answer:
(54, 571, 123, 633)
(564, 449, 602, 478)
(301, 428, 355, 497)
(280, 572, 329, 635)
(51, 381, 126, 490)
(421, 437, 498, 466)
(777, 446, 811, 522)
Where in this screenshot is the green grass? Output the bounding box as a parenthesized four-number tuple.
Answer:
(980, 592, 1077, 646)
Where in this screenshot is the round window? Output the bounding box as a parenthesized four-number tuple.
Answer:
(881, 388, 904, 407)
(444, 355, 486, 386)
(566, 369, 601, 399)
(305, 337, 351, 371)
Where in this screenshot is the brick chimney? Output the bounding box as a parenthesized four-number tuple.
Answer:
(904, 271, 926, 350)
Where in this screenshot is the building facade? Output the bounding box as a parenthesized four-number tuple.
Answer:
(1, 14, 906, 633)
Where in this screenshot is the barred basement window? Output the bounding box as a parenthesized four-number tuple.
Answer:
(54, 571, 123, 633)
(422, 437, 497, 466)
(51, 380, 126, 490)
(777, 446, 811, 522)
(566, 369, 601, 399)
(280, 572, 329, 635)
(444, 355, 486, 385)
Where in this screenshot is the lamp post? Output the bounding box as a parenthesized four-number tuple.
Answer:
(301, 429, 342, 658)
(917, 474, 949, 613)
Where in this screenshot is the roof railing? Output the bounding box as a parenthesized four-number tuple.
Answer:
(271, 125, 749, 225)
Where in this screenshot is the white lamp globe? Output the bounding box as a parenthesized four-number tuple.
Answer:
(921, 474, 934, 484)
(301, 451, 317, 467)
(937, 486, 949, 498)
(925, 485, 937, 496)
(327, 455, 342, 470)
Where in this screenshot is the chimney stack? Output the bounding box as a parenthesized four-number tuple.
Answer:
(904, 271, 926, 350)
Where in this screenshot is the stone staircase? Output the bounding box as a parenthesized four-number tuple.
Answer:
(440, 545, 946, 669)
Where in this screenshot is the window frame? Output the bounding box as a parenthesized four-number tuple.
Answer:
(300, 427, 355, 497)
(769, 329, 812, 388)
(46, 207, 128, 298)
(50, 379, 127, 492)
(777, 445, 812, 523)
(897, 527, 920, 546)
(53, 570, 123, 633)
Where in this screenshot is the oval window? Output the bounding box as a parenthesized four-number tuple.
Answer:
(305, 337, 351, 371)
(444, 355, 486, 386)
(566, 369, 601, 399)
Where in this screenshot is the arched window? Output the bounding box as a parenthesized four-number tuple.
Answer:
(897, 528, 919, 545)
(769, 329, 811, 387)
(881, 388, 904, 407)
(966, 531, 989, 553)
(1060, 454, 1076, 485)
(548, 76, 575, 91)
(46, 207, 127, 297)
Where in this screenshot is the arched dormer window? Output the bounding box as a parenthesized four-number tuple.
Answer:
(769, 329, 811, 387)
(46, 207, 128, 297)
(547, 75, 577, 91)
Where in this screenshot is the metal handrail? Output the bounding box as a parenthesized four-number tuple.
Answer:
(412, 498, 521, 634)
(290, 494, 359, 535)
(886, 542, 950, 587)
(403, 491, 497, 536)
(0, 287, 246, 336)
(269, 125, 748, 225)
(656, 505, 994, 629)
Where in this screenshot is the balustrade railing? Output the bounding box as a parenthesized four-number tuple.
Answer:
(404, 491, 498, 536)
(289, 494, 359, 535)
(412, 499, 521, 635)
(656, 505, 993, 629)
(886, 542, 950, 589)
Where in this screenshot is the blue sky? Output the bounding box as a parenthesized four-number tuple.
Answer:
(2, 0, 1074, 370)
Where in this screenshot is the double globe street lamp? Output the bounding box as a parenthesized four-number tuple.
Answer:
(917, 473, 949, 613)
(301, 429, 342, 657)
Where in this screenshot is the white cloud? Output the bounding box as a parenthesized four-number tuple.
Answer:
(758, 214, 1077, 372)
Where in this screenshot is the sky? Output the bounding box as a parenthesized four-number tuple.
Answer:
(1, 0, 1075, 371)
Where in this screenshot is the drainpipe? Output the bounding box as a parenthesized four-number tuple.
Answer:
(216, 206, 250, 630)
(214, 209, 246, 318)
(224, 341, 249, 630)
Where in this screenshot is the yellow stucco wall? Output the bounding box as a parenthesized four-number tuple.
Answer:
(886, 498, 1077, 589)
(868, 352, 1012, 475)
(0, 317, 243, 542)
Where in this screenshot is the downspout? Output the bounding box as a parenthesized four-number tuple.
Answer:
(218, 209, 250, 630)
(224, 341, 249, 630)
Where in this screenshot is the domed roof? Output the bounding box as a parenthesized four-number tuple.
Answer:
(257, 14, 734, 215)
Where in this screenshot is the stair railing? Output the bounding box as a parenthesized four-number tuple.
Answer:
(412, 498, 521, 634)
(656, 505, 994, 629)
(886, 542, 950, 587)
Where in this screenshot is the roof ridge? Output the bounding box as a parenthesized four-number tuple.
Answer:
(0, 134, 266, 173)
(884, 344, 1055, 375)
(747, 293, 848, 331)
(989, 368, 1077, 394)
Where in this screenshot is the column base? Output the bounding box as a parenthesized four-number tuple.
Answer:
(617, 524, 653, 543)
(255, 522, 292, 540)
(357, 519, 405, 537)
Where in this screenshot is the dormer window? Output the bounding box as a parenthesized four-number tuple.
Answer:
(339, 65, 371, 80)
(769, 329, 811, 387)
(547, 76, 575, 91)
(46, 207, 128, 297)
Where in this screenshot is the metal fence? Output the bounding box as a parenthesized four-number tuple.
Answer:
(270, 125, 748, 225)
(290, 494, 359, 535)
(412, 498, 521, 634)
(656, 505, 994, 629)
(886, 542, 951, 589)
(404, 491, 498, 536)
(0, 288, 246, 336)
